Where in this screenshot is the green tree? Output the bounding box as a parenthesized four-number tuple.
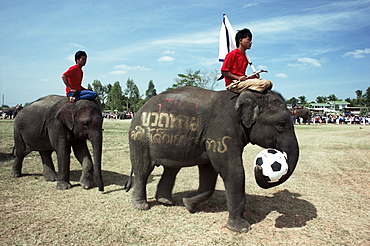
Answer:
(106, 83, 112, 95)
(345, 97, 355, 107)
(355, 90, 362, 99)
(145, 80, 157, 100)
(327, 94, 338, 101)
(298, 95, 307, 105)
(88, 80, 109, 110)
(354, 89, 364, 106)
(167, 69, 202, 90)
(92, 80, 108, 103)
(135, 99, 147, 112)
(316, 96, 327, 103)
(286, 97, 298, 105)
(106, 81, 123, 111)
(364, 86, 370, 107)
(199, 69, 219, 90)
(124, 78, 141, 111)
(360, 107, 369, 116)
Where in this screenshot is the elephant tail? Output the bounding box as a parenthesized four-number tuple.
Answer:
(124, 169, 133, 192)
(11, 145, 16, 157)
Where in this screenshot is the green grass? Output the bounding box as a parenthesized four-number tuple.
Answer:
(1, 120, 369, 245)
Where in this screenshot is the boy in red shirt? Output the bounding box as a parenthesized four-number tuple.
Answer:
(221, 28, 272, 93)
(62, 51, 97, 101)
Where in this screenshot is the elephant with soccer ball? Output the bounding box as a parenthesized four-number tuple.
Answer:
(125, 87, 299, 233)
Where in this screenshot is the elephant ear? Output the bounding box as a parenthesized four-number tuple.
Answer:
(55, 102, 75, 130)
(235, 90, 259, 128)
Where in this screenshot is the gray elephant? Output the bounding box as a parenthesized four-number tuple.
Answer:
(12, 95, 104, 191)
(125, 87, 299, 233)
(291, 108, 312, 124)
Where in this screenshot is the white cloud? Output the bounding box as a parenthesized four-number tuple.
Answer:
(343, 48, 370, 59)
(157, 56, 175, 62)
(257, 65, 268, 70)
(109, 70, 127, 75)
(243, 3, 258, 8)
(298, 57, 322, 67)
(164, 50, 175, 54)
(288, 57, 322, 69)
(70, 43, 85, 49)
(109, 64, 151, 75)
(151, 31, 218, 47)
(275, 73, 288, 78)
(248, 8, 369, 40)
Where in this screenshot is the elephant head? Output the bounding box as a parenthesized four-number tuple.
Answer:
(56, 100, 104, 191)
(236, 90, 299, 189)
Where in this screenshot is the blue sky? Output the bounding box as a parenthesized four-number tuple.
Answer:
(1, 0, 369, 107)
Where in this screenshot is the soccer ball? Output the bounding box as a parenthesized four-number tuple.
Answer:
(254, 148, 288, 183)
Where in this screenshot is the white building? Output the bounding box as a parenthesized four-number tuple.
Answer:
(309, 101, 350, 114)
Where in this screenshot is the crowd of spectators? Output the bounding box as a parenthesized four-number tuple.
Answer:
(0, 104, 23, 120)
(307, 113, 370, 125)
(103, 111, 134, 120)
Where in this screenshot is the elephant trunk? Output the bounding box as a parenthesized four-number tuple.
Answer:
(91, 130, 104, 191)
(254, 133, 299, 189)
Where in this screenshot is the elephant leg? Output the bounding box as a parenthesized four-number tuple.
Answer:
(155, 167, 181, 205)
(131, 158, 154, 211)
(12, 135, 28, 178)
(221, 161, 250, 233)
(72, 141, 94, 189)
(12, 154, 25, 178)
(56, 144, 72, 190)
(39, 151, 57, 181)
(183, 164, 218, 213)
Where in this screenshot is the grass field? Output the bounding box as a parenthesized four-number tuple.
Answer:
(1, 119, 369, 245)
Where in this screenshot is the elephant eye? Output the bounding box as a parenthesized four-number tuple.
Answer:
(82, 119, 90, 129)
(276, 121, 286, 132)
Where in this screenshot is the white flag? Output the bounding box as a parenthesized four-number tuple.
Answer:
(218, 13, 257, 72)
(218, 13, 236, 62)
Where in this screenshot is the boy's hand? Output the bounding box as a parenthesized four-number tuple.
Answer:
(245, 69, 268, 80)
(238, 75, 248, 81)
(249, 72, 260, 79)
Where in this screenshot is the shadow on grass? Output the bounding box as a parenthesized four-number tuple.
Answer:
(151, 189, 317, 229)
(0, 152, 14, 163)
(10, 168, 159, 194)
(69, 170, 161, 194)
(69, 169, 130, 192)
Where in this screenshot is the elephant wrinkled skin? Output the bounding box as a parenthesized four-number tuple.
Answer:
(12, 95, 104, 191)
(126, 87, 299, 233)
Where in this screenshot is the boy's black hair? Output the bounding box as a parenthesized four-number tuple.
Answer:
(235, 28, 252, 47)
(75, 50, 87, 62)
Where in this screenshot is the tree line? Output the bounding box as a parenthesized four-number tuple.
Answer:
(89, 68, 369, 115)
(87, 69, 219, 112)
(286, 88, 370, 107)
(2, 68, 368, 116)
(286, 87, 370, 115)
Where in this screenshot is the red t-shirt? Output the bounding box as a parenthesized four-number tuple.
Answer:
(221, 49, 248, 86)
(63, 64, 83, 94)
